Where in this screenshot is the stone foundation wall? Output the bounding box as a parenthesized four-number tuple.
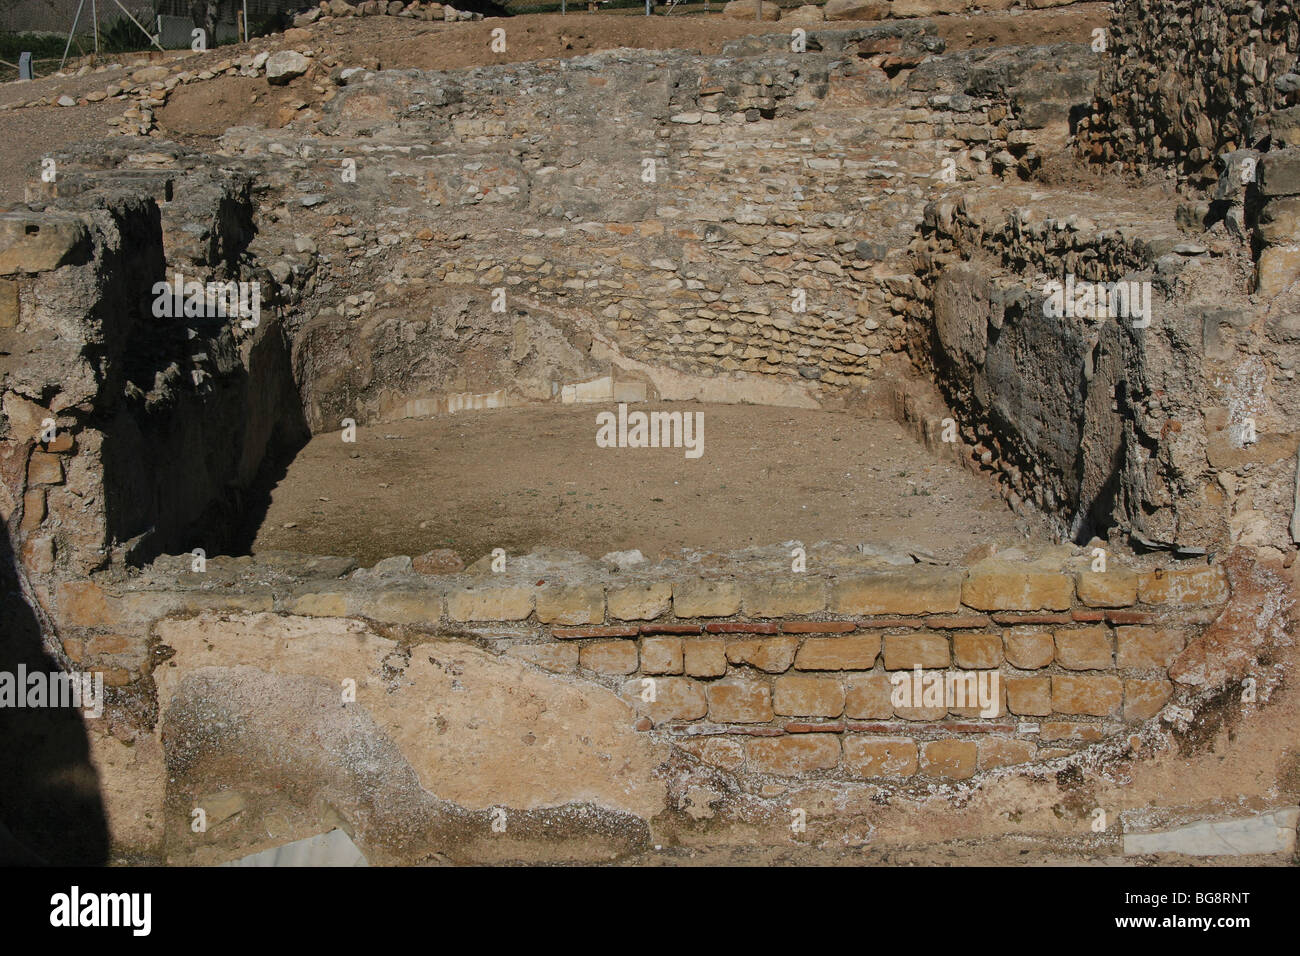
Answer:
(66, 547, 1234, 780)
(892, 184, 1300, 555)
(1080, 0, 1300, 185)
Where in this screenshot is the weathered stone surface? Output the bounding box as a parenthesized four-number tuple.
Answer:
(412, 549, 463, 574)
(882, 633, 949, 669)
(607, 581, 670, 621)
(726, 636, 799, 673)
(580, 640, 638, 674)
(1005, 676, 1051, 716)
(622, 676, 708, 724)
(721, 0, 781, 20)
(842, 736, 917, 776)
(640, 636, 683, 674)
(707, 677, 773, 722)
(1123, 808, 1300, 857)
(773, 674, 845, 717)
(977, 736, 1036, 770)
(823, 0, 888, 19)
(673, 579, 741, 617)
(962, 564, 1073, 611)
(746, 736, 840, 775)
(793, 634, 881, 670)
(1053, 627, 1113, 670)
(1003, 629, 1054, 668)
(919, 739, 976, 780)
(507, 642, 579, 673)
(535, 584, 604, 625)
(830, 568, 961, 616)
(1123, 679, 1173, 721)
(266, 51, 311, 85)
(153, 614, 667, 825)
(683, 638, 727, 677)
(0, 215, 90, 275)
(952, 632, 1002, 668)
(1258, 148, 1300, 196)
(447, 585, 534, 621)
(1076, 570, 1138, 607)
(740, 577, 826, 617)
(1051, 675, 1122, 716)
(1116, 627, 1185, 670)
(1169, 551, 1288, 688)
(844, 672, 894, 718)
(1138, 566, 1228, 606)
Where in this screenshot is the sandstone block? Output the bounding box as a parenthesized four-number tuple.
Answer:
(683, 638, 727, 677)
(842, 736, 917, 777)
(607, 581, 671, 621)
(27, 452, 63, 485)
(793, 634, 880, 670)
(883, 633, 949, 669)
(726, 636, 799, 673)
(640, 636, 684, 675)
(1003, 628, 1054, 668)
(1075, 570, 1138, 607)
(1124, 679, 1173, 721)
(773, 674, 844, 717)
(1005, 676, 1051, 716)
(1053, 627, 1113, 670)
(829, 568, 961, 616)
(355, 589, 443, 626)
(580, 640, 638, 674)
(844, 672, 894, 719)
(977, 736, 1036, 770)
(962, 564, 1073, 611)
(707, 678, 773, 722)
(535, 584, 604, 625)
(952, 632, 1002, 668)
(920, 739, 976, 780)
(447, 585, 534, 621)
(1052, 675, 1123, 716)
(1137, 566, 1229, 606)
(623, 676, 708, 724)
(0, 216, 90, 275)
(673, 578, 741, 617)
(740, 576, 826, 617)
(1116, 627, 1185, 670)
(746, 735, 840, 775)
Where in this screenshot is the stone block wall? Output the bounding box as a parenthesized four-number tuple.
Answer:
(0, 171, 308, 599)
(893, 185, 1300, 555)
(1080, 0, 1300, 185)
(68, 548, 1235, 785)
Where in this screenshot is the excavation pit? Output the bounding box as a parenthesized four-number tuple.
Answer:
(248, 402, 1055, 566)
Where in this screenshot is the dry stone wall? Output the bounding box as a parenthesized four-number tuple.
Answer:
(1081, 0, 1300, 185)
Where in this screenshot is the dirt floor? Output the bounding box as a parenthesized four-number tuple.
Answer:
(250, 403, 1055, 565)
(0, 4, 1110, 202)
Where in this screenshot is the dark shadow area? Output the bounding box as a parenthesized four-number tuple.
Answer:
(0, 523, 110, 865)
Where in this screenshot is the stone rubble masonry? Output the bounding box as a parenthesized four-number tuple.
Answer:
(64, 551, 1237, 780)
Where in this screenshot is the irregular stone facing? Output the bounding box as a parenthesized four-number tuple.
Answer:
(1082, 0, 1300, 185)
(77, 549, 1237, 783)
(898, 185, 1300, 556)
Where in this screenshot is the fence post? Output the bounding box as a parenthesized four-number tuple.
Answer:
(18, 52, 33, 81)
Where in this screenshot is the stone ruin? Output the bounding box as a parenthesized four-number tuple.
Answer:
(2, 0, 1299, 865)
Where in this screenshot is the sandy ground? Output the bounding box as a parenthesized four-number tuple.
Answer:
(250, 403, 1054, 565)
